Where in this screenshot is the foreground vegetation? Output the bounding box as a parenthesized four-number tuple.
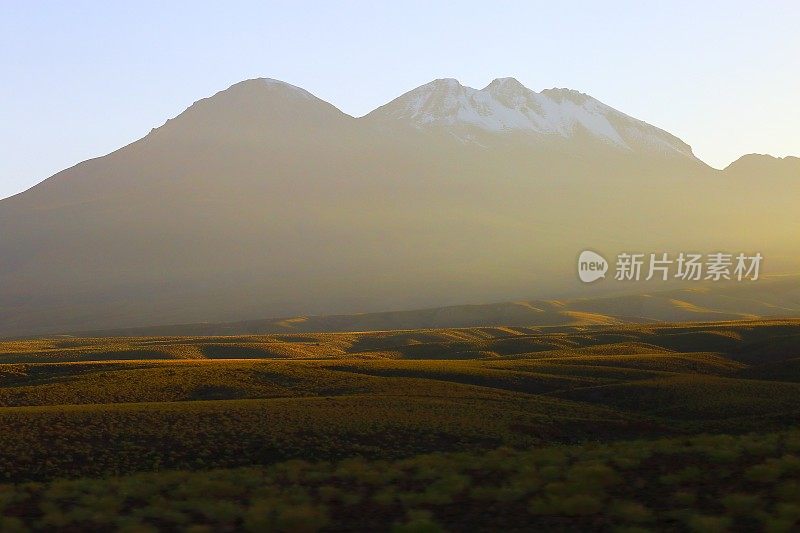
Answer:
(1, 429, 800, 532)
(0, 320, 798, 530)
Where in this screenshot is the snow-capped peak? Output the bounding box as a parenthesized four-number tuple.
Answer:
(367, 77, 694, 156)
(484, 77, 527, 93)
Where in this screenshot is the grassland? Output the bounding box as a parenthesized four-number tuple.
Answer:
(0, 320, 799, 530)
(4, 429, 800, 532)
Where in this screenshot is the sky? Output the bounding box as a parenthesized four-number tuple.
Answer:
(1, 0, 798, 200)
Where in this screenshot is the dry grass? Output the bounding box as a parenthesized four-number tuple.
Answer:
(0, 319, 798, 530)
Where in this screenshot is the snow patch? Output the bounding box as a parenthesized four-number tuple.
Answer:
(377, 78, 692, 154)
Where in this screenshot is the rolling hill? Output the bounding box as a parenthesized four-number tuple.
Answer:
(45, 275, 799, 338)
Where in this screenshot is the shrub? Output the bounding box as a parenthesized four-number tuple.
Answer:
(720, 493, 762, 517)
(609, 500, 652, 523)
(685, 514, 732, 532)
(392, 511, 444, 533)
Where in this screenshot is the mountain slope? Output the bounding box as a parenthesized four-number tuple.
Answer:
(0, 77, 797, 336)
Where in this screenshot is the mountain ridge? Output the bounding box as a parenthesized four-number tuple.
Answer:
(0, 76, 797, 337)
(363, 76, 697, 158)
(723, 153, 800, 178)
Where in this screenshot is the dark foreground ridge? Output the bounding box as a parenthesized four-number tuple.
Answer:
(2, 429, 799, 531)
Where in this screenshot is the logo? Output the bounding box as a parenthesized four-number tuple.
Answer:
(578, 250, 609, 283)
(577, 250, 762, 282)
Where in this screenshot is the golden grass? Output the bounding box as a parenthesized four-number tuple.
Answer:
(0, 319, 799, 487)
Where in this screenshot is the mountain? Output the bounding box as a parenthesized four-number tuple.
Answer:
(724, 154, 800, 180)
(0, 77, 798, 337)
(365, 77, 695, 157)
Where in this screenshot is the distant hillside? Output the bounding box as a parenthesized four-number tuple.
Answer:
(724, 153, 800, 179)
(66, 276, 800, 337)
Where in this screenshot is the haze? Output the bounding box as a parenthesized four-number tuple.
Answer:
(1, 0, 799, 200)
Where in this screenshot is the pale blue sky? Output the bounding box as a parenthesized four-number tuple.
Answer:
(1, 1, 798, 199)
